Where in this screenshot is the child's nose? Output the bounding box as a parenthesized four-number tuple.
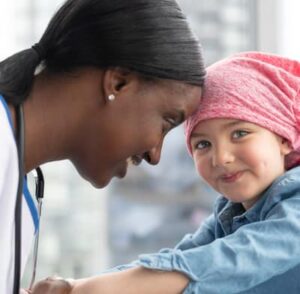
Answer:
(212, 146, 235, 167)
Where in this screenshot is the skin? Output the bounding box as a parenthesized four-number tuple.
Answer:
(28, 277, 73, 294)
(8, 67, 201, 188)
(30, 267, 189, 294)
(190, 118, 292, 210)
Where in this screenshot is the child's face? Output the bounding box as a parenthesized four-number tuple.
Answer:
(190, 118, 292, 210)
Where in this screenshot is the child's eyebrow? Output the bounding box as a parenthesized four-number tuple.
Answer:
(224, 120, 246, 129)
(190, 120, 247, 138)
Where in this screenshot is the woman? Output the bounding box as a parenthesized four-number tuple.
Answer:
(0, 0, 205, 293)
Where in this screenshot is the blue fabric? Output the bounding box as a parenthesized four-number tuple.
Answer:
(23, 178, 39, 232)
(136, 167, 300, 293)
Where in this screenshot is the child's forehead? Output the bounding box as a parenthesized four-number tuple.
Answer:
(191, 118, 285, 141)
(193, 118, 249, 130)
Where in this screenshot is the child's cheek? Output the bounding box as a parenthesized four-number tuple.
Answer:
(193, 155, 205, 177)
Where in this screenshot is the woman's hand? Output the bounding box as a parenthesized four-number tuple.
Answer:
(30, 277, 74, 294)
(20, 289, 32, 294)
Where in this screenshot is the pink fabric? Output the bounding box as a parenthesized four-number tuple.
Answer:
(185, 52, 300, 169)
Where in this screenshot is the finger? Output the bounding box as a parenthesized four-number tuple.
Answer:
(31, 276, 74, 294)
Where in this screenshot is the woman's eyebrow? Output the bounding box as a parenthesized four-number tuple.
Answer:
(177, 110, 185, 125)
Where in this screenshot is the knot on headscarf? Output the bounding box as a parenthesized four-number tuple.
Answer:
(185, 51, 300, 169)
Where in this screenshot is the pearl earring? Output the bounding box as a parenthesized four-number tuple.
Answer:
(108, 94, 115, 101)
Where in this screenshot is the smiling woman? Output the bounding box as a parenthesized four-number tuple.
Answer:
(66, 71, 201, 188)
(0, 0, 205, 292)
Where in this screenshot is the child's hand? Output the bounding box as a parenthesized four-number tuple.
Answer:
(30, 276, 75, 294)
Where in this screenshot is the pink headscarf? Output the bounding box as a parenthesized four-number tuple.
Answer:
(185, 51, 300, 169)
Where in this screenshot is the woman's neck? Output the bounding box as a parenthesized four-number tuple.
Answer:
(22, 72, 75, 172)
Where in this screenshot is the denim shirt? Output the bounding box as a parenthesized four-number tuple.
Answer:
(116, 167, 300, 293)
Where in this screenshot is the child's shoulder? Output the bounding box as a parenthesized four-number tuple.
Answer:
(269, 166, 300, 198)
(259, 167, 300, 218)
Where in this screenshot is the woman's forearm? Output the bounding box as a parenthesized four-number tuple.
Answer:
(72, 266, 189, 294)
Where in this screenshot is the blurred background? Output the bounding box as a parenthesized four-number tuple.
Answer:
(1, 0, 300, 286)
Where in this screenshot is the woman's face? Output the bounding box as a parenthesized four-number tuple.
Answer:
(73, 76, 201, 188)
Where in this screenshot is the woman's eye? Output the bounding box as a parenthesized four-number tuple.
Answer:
(195, 140, 211, 150)
(166, 117, 177, 128)
(163, 117, 177, 134)
(232, 130, 249, 139)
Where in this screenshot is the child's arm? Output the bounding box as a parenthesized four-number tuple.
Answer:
(30, 214, 217, 294)
(30, 193, 300, 293)
(173, 214, 215, 250)
(72, 267, 189, 294)
(31, 267, 189, 294)
(134, 195, 300, 293)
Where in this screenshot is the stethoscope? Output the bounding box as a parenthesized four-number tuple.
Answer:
(13, 104, 45, 294)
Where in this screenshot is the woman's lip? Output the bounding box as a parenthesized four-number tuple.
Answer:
(116, 156, 142, 179)
(219, 171, 243, 183)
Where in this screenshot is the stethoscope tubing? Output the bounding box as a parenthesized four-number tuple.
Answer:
(29, 167, 44, 290)
(12, 104, 45, 293)
(29, 198, 42, 290)
(13, 104, 25, 294)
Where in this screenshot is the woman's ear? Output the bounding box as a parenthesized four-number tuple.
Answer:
(102, 68, 134, 102)
(280, 138, 293, 156)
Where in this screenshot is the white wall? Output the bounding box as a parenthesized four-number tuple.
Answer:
(0, 1, 18, 58)
(277, 0, 300, 59)
(257, 0, 300, 59)
(256, 0, 280, 53)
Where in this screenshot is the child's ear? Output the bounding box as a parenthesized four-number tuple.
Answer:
(280, 138, 293, 155)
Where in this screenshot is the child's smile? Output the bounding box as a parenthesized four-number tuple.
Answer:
(218, 170, 244, 183)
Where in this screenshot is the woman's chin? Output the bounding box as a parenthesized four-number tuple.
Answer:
(76, 162, 128, 189)
(89, 175, 113, 188)
(89, 167, 127, 188)
(80, 171, 112, 189)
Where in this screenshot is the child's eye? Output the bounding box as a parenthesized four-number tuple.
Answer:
(232, 130, 249, 139)
(195, 140, 211, 150)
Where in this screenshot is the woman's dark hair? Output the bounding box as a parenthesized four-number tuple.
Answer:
(0, 0, 206, 105)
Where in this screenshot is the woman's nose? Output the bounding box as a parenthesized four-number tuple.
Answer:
(144, 140, 163, 165)
(212, 146, 235, 167)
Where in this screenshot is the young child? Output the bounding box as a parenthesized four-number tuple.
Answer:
(30, 52, 300, 294)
